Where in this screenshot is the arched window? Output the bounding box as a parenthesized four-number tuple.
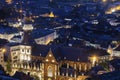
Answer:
(48, 66, 53, 77)
(48, 78, 52, 80)
(60, 78, 66, 80)
(68, 78, 72, 80)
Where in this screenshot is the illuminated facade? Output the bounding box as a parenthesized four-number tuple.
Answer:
(22, 24, 34, 31)
(34, 31, 58, 45)
(0, 31, 23, 42)
(7, 46, 110, 80)
(49, 12, 55, 18)
(6, 44, 31, 63)
(109, 45, 120, 58)
(106, 4, 120, 14)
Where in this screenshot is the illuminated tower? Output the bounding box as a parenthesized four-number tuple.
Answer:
(49, 12, 55, 18)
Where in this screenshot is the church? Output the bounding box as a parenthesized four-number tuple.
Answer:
(4, 42, 110, 80)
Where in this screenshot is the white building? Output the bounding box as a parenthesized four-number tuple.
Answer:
(0, 25, 23, 42)
(8, 22, 22, 28)
(22, 24, 34, 31)
(10, 35, 23, 43)
(5, 44, 31, 63)
(112, 46, 120, 57)
(0, 32, 23, 41)
(33, 29, 58, 45)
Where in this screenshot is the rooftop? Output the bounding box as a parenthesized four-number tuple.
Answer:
(31, 28, 55, 38)
(0, 25, 18, 34)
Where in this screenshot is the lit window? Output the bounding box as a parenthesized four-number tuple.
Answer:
(25, 55, 27, 60)
(49, 54, 52, 57)
(20, 55, 24, 60)
(52, 60, 55, 62)
(28, 56, 31, 61)
(48, 66, 53, 77)
(46, 59, 49, 62)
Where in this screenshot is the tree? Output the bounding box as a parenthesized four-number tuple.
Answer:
(6, 59, 12, 74)
(99, 61, 110, 72)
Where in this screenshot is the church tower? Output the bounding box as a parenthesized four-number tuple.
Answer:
(44, 49, 58, 80)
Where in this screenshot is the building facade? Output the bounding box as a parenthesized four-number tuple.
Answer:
(34, 31, 58, 45)
(5, 44, 31, 63)
(5, 44, 110, 80)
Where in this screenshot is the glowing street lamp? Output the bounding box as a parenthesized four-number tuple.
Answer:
(91, 56, 97, 66)
(0, 48, 6, 53)
(111, 9, 115, 13)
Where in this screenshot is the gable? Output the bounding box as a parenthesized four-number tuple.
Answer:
(44, 49, 57, 63)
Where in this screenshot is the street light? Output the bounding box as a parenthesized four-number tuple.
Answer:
(2, 48, 6, 53)
(0, 48, 6, 53)
(91, 56, 97, 66)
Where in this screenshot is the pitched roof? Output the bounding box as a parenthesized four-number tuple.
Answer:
(59, 47, 89, 62)
(31, 28, 54, 39)
(114, 45, 120, 51)
(32, 44, 50, 57)
(32, 45, 109, 62)
(0, 25, 18, 34)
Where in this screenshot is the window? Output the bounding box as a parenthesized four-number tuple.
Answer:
(52, 60, 55, 63)
(27, 49, 29, 53)
(49, 54, 52, 57)
(27, 56, 31, 61)
(22, 49, 24, 52)
(41, 39, 44, 41)
(48, 66, 53, 77)
(37, 40, 39, 42)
